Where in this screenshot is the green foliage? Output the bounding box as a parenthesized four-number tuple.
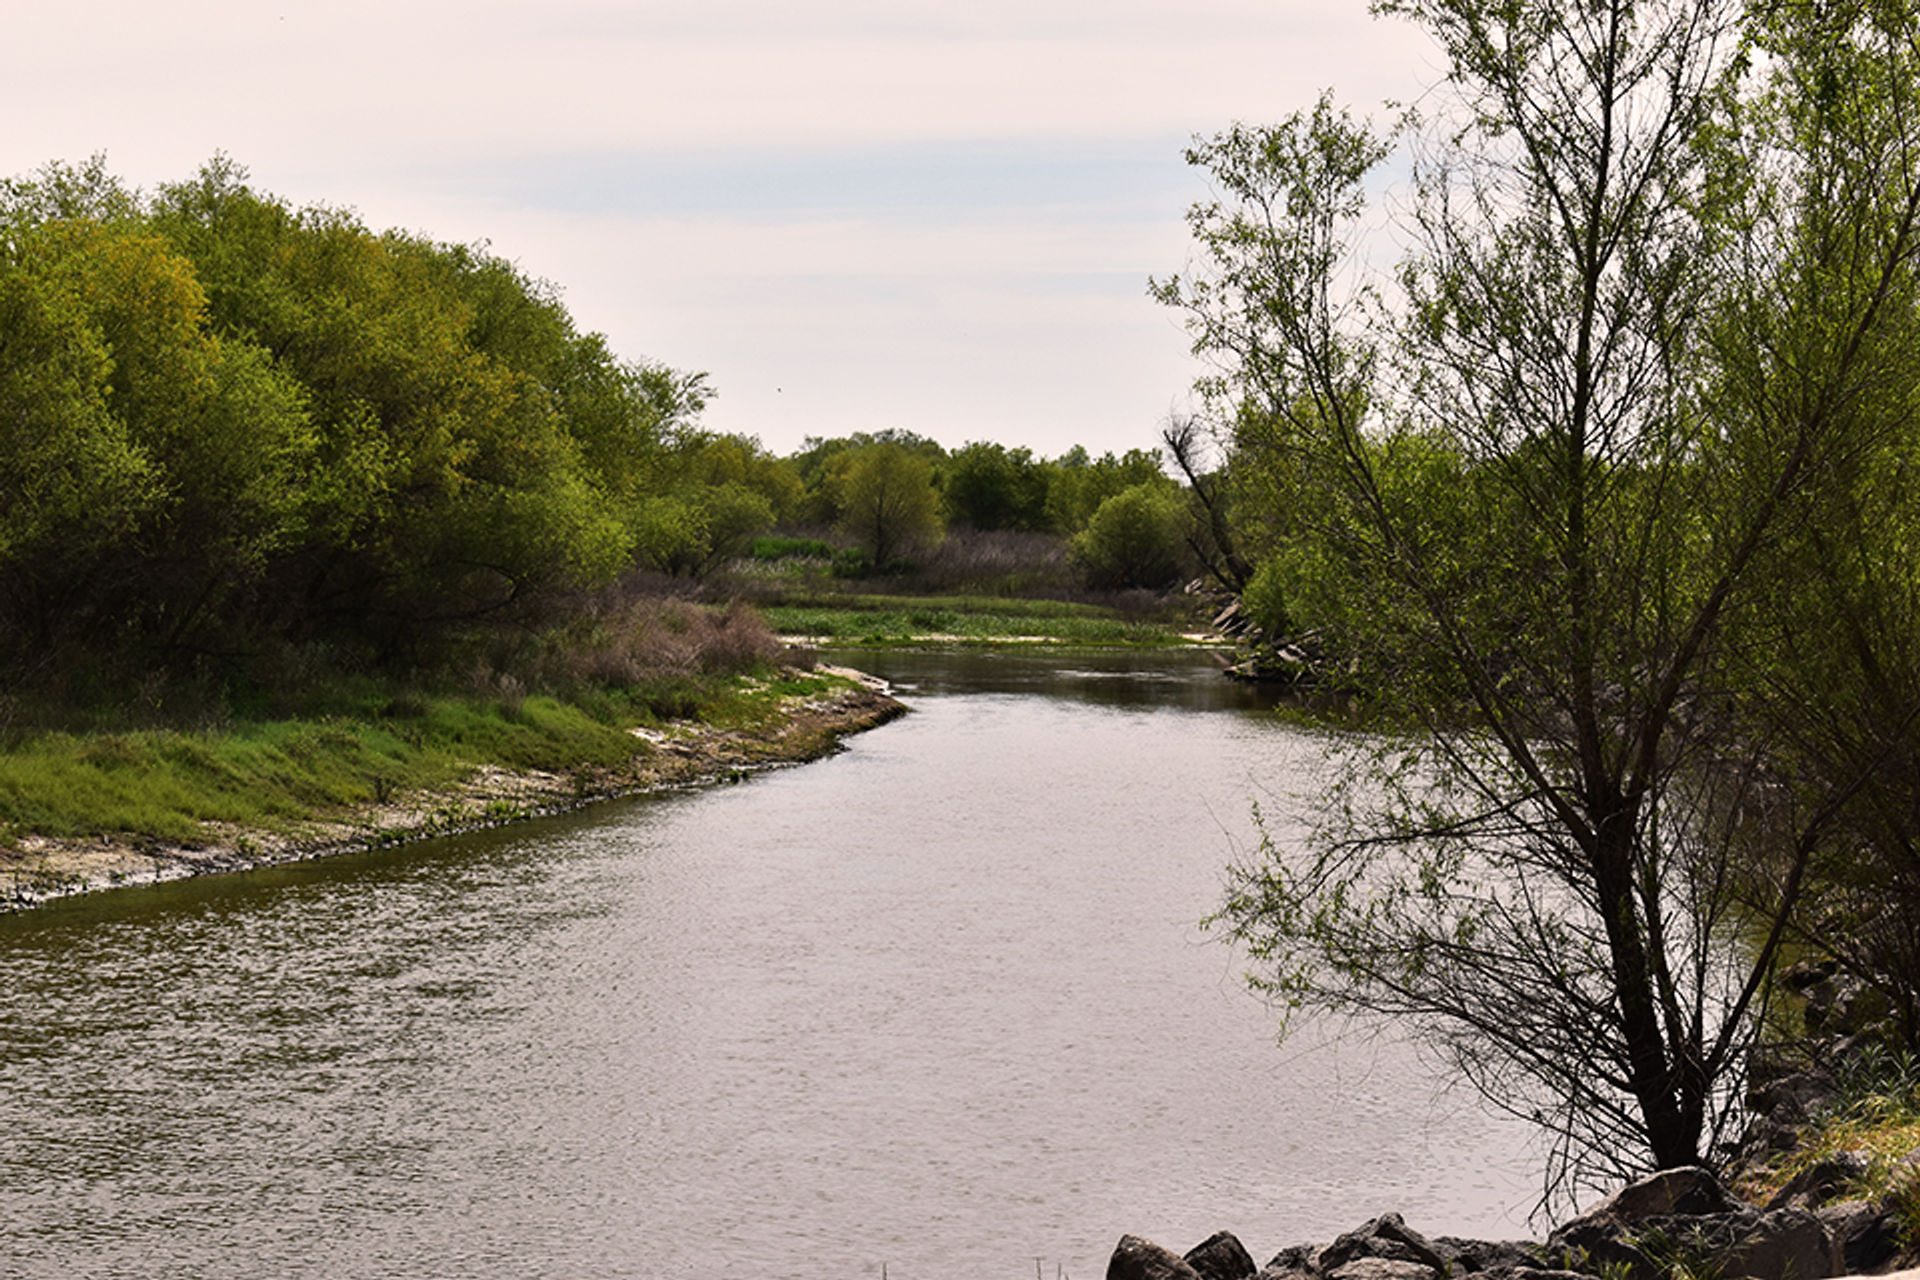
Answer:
(759, 593, 1182, 646)
(631, 482, 775, 577)
(683, 432, 804, 524)
(830, 441, 945, 568)
(750, 536, 834, 561)
(1174, 0, 1920, 1199)
(1710, 1, 1920, 1053)
(0, 154, 734, 690)
(0, 253, 156, 569)
(789, 429, 946, 527)
(1044, 446, 1169, 534)
(1239, 558, 1290, 638)
(1742, 1045, 1920, 1242)
(1071, 481, 1190, 591)
(940, 440, 1054, 532)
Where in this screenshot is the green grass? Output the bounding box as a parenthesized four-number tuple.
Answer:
(1738, 1045, 1920, 1247)
(761, 592, 1193, 646)
(0, 672, 809, 847)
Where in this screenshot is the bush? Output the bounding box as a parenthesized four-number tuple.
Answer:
(1072, 482, 1190, 591)
(751, 536, 835, 561)
(1241, 558, 1291, 637)
(831, 546, 874, 579)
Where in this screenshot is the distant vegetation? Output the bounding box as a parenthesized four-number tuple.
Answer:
(0, 156, 1216, 736)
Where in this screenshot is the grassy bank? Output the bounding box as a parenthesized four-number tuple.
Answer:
(0, 586, 922, 908)
(0, 668, 841, 847)
(761, 591, 1198, 646)
(0, 664, 902, 909)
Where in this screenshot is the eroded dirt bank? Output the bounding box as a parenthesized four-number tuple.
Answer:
(1, 667, 905, 912)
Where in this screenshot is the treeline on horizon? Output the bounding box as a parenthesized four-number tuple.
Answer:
(0, 156, 1198, 710)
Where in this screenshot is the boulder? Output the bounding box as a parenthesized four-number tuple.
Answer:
(1319, 1213, 1448, 1277)
(1433, 1237, 1553, 1274)
(1585, 1167, 1744, 1224)
(1716, 1207, 1835, 1280)
(1327, 1260, 1439, 1280)
(1818, 1199, 1904, 1274)
(1555, 1204, 1835, 1280)
(1544, 1218, 1655, 1279)
(1185, 1231, 1258, 1280)
(1110, 1235, 1205, 1280)
(1547, 1166, 1739, 1276)
(1336, 1258, 1443, 1280)
(1546, 1168, 1840, 1280)
(1746, 1068, 1839, 1134)
(1256, 1242, 1322, 1280)
(1765, 1152, 1871, 1211)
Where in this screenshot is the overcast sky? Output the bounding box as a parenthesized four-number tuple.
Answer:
(3, 1, 1441, 459)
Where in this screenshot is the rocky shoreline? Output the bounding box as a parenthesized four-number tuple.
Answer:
(1110, 1161, 1916, 1280)
(1114, 970, 1919, 1280)
(0, 665, 905, 912)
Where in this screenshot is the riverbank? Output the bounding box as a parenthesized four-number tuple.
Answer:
(0, 665, 905, 912)
(1113, 1162, 1918, 1280)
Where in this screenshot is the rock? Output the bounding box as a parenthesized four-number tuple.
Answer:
(1783, 959, 1841, 992)
(1547, 1169, 1763, 1280)
(1739, 1112, 1810, 1159)
(1717, 1207, 1835, 1280)
(1766, 1152, 1871, 1211)
(1111, 1234, 1205, 1280)
(1327, 1260, 1439, 1280)
(1185, 1231, 1258, 1280)
(1319, 1213, 1448, 1277)
(1592, 1167, 1745, 1223)
(1544, 1218, 1655, 1279)
(1557, 1205, 1834, 1280)
(1254, 1262, 1321, 1280)
(1818, 1199, 1904, 1274)
(1433, 1237, 1552, 1273)
(1256, 1242, 1322, 1280)
(1746, 1069, 1838, 1129)
(1547, 1166, 1739, 1272)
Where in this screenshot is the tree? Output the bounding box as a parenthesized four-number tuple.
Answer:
(1071, 481, 1190, 591)
(790, 429, 945, 527)
(1160, 0, 1920, 1197)
(1043, 447, 1167, 534)
(147, 160, 633, 649)
(0, 251, 157, 658)
(1712, 0, 1920, 1050)
(1162, 415, 1252, 594)
(941, 441, 1053, 532)
(831, 441, 944, 568)
(685, 433, 804, 526)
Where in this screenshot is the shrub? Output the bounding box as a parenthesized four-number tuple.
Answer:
(1072, 482, 1190, 591)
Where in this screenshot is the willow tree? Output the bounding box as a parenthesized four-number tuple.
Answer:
(1158, 0, 1920, 1198)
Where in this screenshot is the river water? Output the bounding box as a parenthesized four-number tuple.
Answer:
(0, 649, 1540, 1279)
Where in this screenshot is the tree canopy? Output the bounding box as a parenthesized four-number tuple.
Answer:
(1162, 0, 1920, 1198)
(0, 156, 710, 683)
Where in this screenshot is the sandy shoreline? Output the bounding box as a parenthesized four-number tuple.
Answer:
(0, 666, 906, 913)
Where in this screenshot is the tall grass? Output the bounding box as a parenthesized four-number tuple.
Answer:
(1740, 1044, 1920, 1244)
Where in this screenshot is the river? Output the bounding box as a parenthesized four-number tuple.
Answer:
(0, 648, 1540, 1279)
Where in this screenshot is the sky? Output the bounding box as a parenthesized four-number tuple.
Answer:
(2, 1, 1442, 460)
